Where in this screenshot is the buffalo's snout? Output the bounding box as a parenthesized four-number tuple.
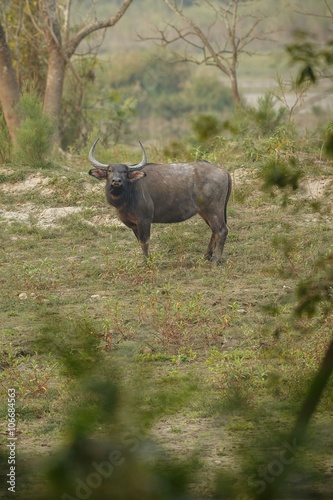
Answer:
(110, 177, 123, 187)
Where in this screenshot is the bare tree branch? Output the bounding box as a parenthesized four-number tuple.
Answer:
(140, 0, 276, 104)
(25, 0, 44, 36)
(60, 0, 71, 44)
(162, 0, 231, 75)
(64, 0, 133, 58)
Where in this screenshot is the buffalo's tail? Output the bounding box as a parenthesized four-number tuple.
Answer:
(224, 172, 232, 224)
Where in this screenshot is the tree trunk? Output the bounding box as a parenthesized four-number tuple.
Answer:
(230, 71, 241, 105)
(0, 0, 134, 146)
(40, 0, 134, 145)
(43, 47, 66, 143)
(40, 0, 65, 143)
(0, 23, 21, 140)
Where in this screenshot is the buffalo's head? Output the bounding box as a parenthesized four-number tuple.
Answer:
(88, 139, 147, 195)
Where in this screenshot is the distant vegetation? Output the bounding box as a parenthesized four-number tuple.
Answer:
(1, 0, 331, 153)
(90, 51, 234, 142)
(73, 0, 331, 54)
(59, 0, 333, 150)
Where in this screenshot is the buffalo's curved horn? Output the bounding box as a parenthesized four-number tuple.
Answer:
(128, 141, 147, 171)
(89, 138, 109, 168)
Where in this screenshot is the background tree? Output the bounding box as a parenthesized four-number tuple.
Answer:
(0, 0, 134, 144)
(141, 0, 276, 105)
(1, 1, 47, 93)
(0, 22, 21, 141)
(286, 0, 333, 157)
(286, 0, 333, 85)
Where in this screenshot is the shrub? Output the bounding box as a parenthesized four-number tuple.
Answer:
(184, 74, 233, 114)
(224, 92, 288, 138)
(13, 88, 55, 168)
(101, 90, 137, 144)
(0, 112, 11, 163)
(323, 122, 333, 158)
(191, 114, 221, 143)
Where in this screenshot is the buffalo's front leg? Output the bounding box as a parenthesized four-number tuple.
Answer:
(132, 222, 151, 258)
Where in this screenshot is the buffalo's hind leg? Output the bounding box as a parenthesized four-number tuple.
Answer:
(211, 225, 228, 265)
(205, 233, 215, 261)
(200, 214, 228, 265)
(202, 214, 228, 265)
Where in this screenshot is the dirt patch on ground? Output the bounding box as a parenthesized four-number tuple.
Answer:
(151, 414, 239, 466)
(0, 174, 126, 228)
(0, 206, 125, 229)
(232, 168, 256, 183)
(299, 177, 333, 199)
(0, 174, 51, 193)
(90, 212, 126, 227)
(0, 205, 83, 228)
(38, 207, 83, 227)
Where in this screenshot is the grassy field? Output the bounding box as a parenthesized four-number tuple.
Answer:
(0, 141, 333, 499)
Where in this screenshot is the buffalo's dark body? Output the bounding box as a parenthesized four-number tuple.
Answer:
(89, 149, 231, 264)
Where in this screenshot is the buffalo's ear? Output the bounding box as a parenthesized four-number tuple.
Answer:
(128, 171, 146, 182)
(89, 168, 107, 180)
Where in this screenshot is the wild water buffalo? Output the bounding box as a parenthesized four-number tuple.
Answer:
(88, 139, 231, 264)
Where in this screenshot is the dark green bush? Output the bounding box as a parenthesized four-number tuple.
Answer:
(13, 88, 55, 167)
(224, 92, 287, 138)
(0, 112, 11, 163)
(191, 114, 221, 143)
(184, 74, 233, 114)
